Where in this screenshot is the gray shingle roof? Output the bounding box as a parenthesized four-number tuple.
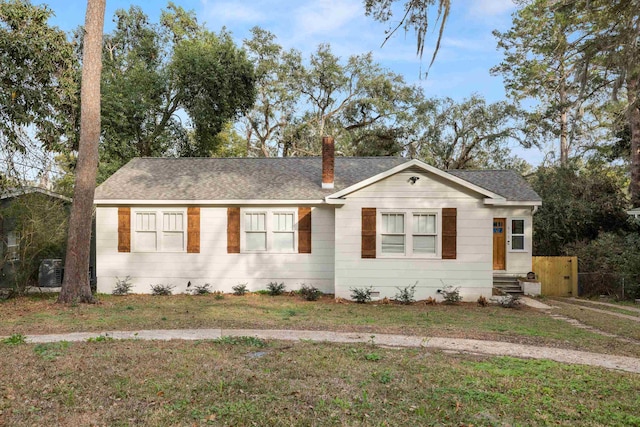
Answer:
(446, 170, 541, 202)
(94, 157, 540, 202)
(94, 157, 407, 201)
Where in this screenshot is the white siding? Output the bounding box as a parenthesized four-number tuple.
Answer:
(491, 207, 534, 276)
(96, 205, 335, 294)
(334, 167, 494, 301)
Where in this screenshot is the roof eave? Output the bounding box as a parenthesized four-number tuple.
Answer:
(483, 199, 542, 207)
(93, 199, 327, 206)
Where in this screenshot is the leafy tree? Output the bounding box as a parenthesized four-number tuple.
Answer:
(412, 95, 530, 171)
(241, 27, 300, 157)
(492, 0, 603, 165)
(1, 193, 68, 293)
(364, 0, 450, 73)
(240, 38, 421, 157)
(574, 0, 640, 206)
(58, 0, 105, 304)
(0, 0, 77, 186)
(530, 165, 630, 256)
(99, 4, 255, 179)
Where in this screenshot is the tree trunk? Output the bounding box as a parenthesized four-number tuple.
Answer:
(559, 78, 569, 166)
(58, 0, 106, 304)
(628, 75, 640, 207)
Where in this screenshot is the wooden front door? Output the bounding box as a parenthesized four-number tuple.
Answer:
(493, 218, 506, 270)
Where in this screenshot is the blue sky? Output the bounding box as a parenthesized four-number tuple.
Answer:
(42, 0, 547, 164)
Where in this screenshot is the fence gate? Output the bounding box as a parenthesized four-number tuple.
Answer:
(532, 256, 578, 296)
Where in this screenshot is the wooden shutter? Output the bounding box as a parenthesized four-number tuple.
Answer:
(361, 208, 376, 258)
(298, 207, 312, 253)
(227, 207, 240, 253)
(118, 207, 131, 253)
(187, 207, 200, 253)
(442, 208, 457, 259)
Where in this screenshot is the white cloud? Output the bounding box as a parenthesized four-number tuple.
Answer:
(293, 0, 362, 37)
(200, 0, 266, 24)
(467, 0, 516, 17)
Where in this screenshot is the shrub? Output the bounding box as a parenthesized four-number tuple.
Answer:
(299, 284, 321, 301)
(350, 286, 373, 303)
(439, 285, 462, 304)
(188, 283, 211, 295)
(498, 293, 522, 308)
(394, 283, 417, 305)
(267, 282, 286, 296)
(150, 284, 174, 296)
(232, 283, 248, 296)
(112, 276, 133, 295)
(213, 290, 224, 300)
(424, 296, 437, 305)
(477, 295, 489, 307)
(2, 333, 26, 345)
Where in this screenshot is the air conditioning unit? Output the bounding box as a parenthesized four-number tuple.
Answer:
(39, 259, 63, 287)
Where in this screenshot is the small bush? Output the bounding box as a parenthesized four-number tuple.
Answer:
(112, 276, 133, 296)
(232, 283, 248, 296)
(498, 293, 522, 308)
(150, 284, 174, 296)
(254, 289, 270, 295)
(394, 283, 417, 305)
(299, 284, 322, 301)
(188, 283, 211, 295)
(477, 295, 489, 307)
(439, 285, 462, 304)
(364, 352, 381, 361)
(213, 290, 225, 300)
(267, 282, 286, 296)
(350, 286, 373, 303)
(2, 333, 26, 345)
(424, 296, 437, 305)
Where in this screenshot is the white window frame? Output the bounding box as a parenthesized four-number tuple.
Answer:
(509, 217, 527, 252)
(378, 209, 440, 259)
(7, 230, 20, 261)
(131, 208, 187, 253)
(240, 208, 298, 254)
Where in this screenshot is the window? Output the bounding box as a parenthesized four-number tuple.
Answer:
(7, 230, 19, 261)
(133, 209, 185, 252)
(242, 209, 297, 253)
(510, 219, 525, 251)
(245, 212, 266, 251)
(413, 214, 437, 254)
(379, 210, 439, 257)
(381, 213, 405, 254)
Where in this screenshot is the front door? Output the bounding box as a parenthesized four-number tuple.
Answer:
(493, 218, 506, 270)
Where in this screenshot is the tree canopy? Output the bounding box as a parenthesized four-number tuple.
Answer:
(98, 4, 255, 180)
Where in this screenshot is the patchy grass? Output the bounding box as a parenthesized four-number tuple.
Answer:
(551, 300, 640, 341)
(2, 293, 640, 357)
(554, 298, 640, 317)
(0, 340, 639, 426)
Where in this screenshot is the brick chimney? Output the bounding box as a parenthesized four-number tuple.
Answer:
(322, 136, 334, 189)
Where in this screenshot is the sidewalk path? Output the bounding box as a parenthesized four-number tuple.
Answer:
(14, 328, 640, 374)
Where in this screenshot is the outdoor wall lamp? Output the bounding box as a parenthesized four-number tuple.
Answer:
(409, 176, 420, 184)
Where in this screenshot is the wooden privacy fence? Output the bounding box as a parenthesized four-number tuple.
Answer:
(532, 256, 578, 297)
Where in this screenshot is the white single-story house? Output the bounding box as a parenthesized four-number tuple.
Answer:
(94, 137, 542, 300)
(627, 207, 640, 220)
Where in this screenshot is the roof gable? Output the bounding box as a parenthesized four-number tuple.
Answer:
(326, 159, 505, 201)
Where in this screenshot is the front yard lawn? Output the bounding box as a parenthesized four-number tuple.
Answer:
(1, 339, 639, 426)
(2, 293, 640, 357)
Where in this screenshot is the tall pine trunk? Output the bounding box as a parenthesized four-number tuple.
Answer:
(58, 0, 106, 304)
(628, 75, 640, 207)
